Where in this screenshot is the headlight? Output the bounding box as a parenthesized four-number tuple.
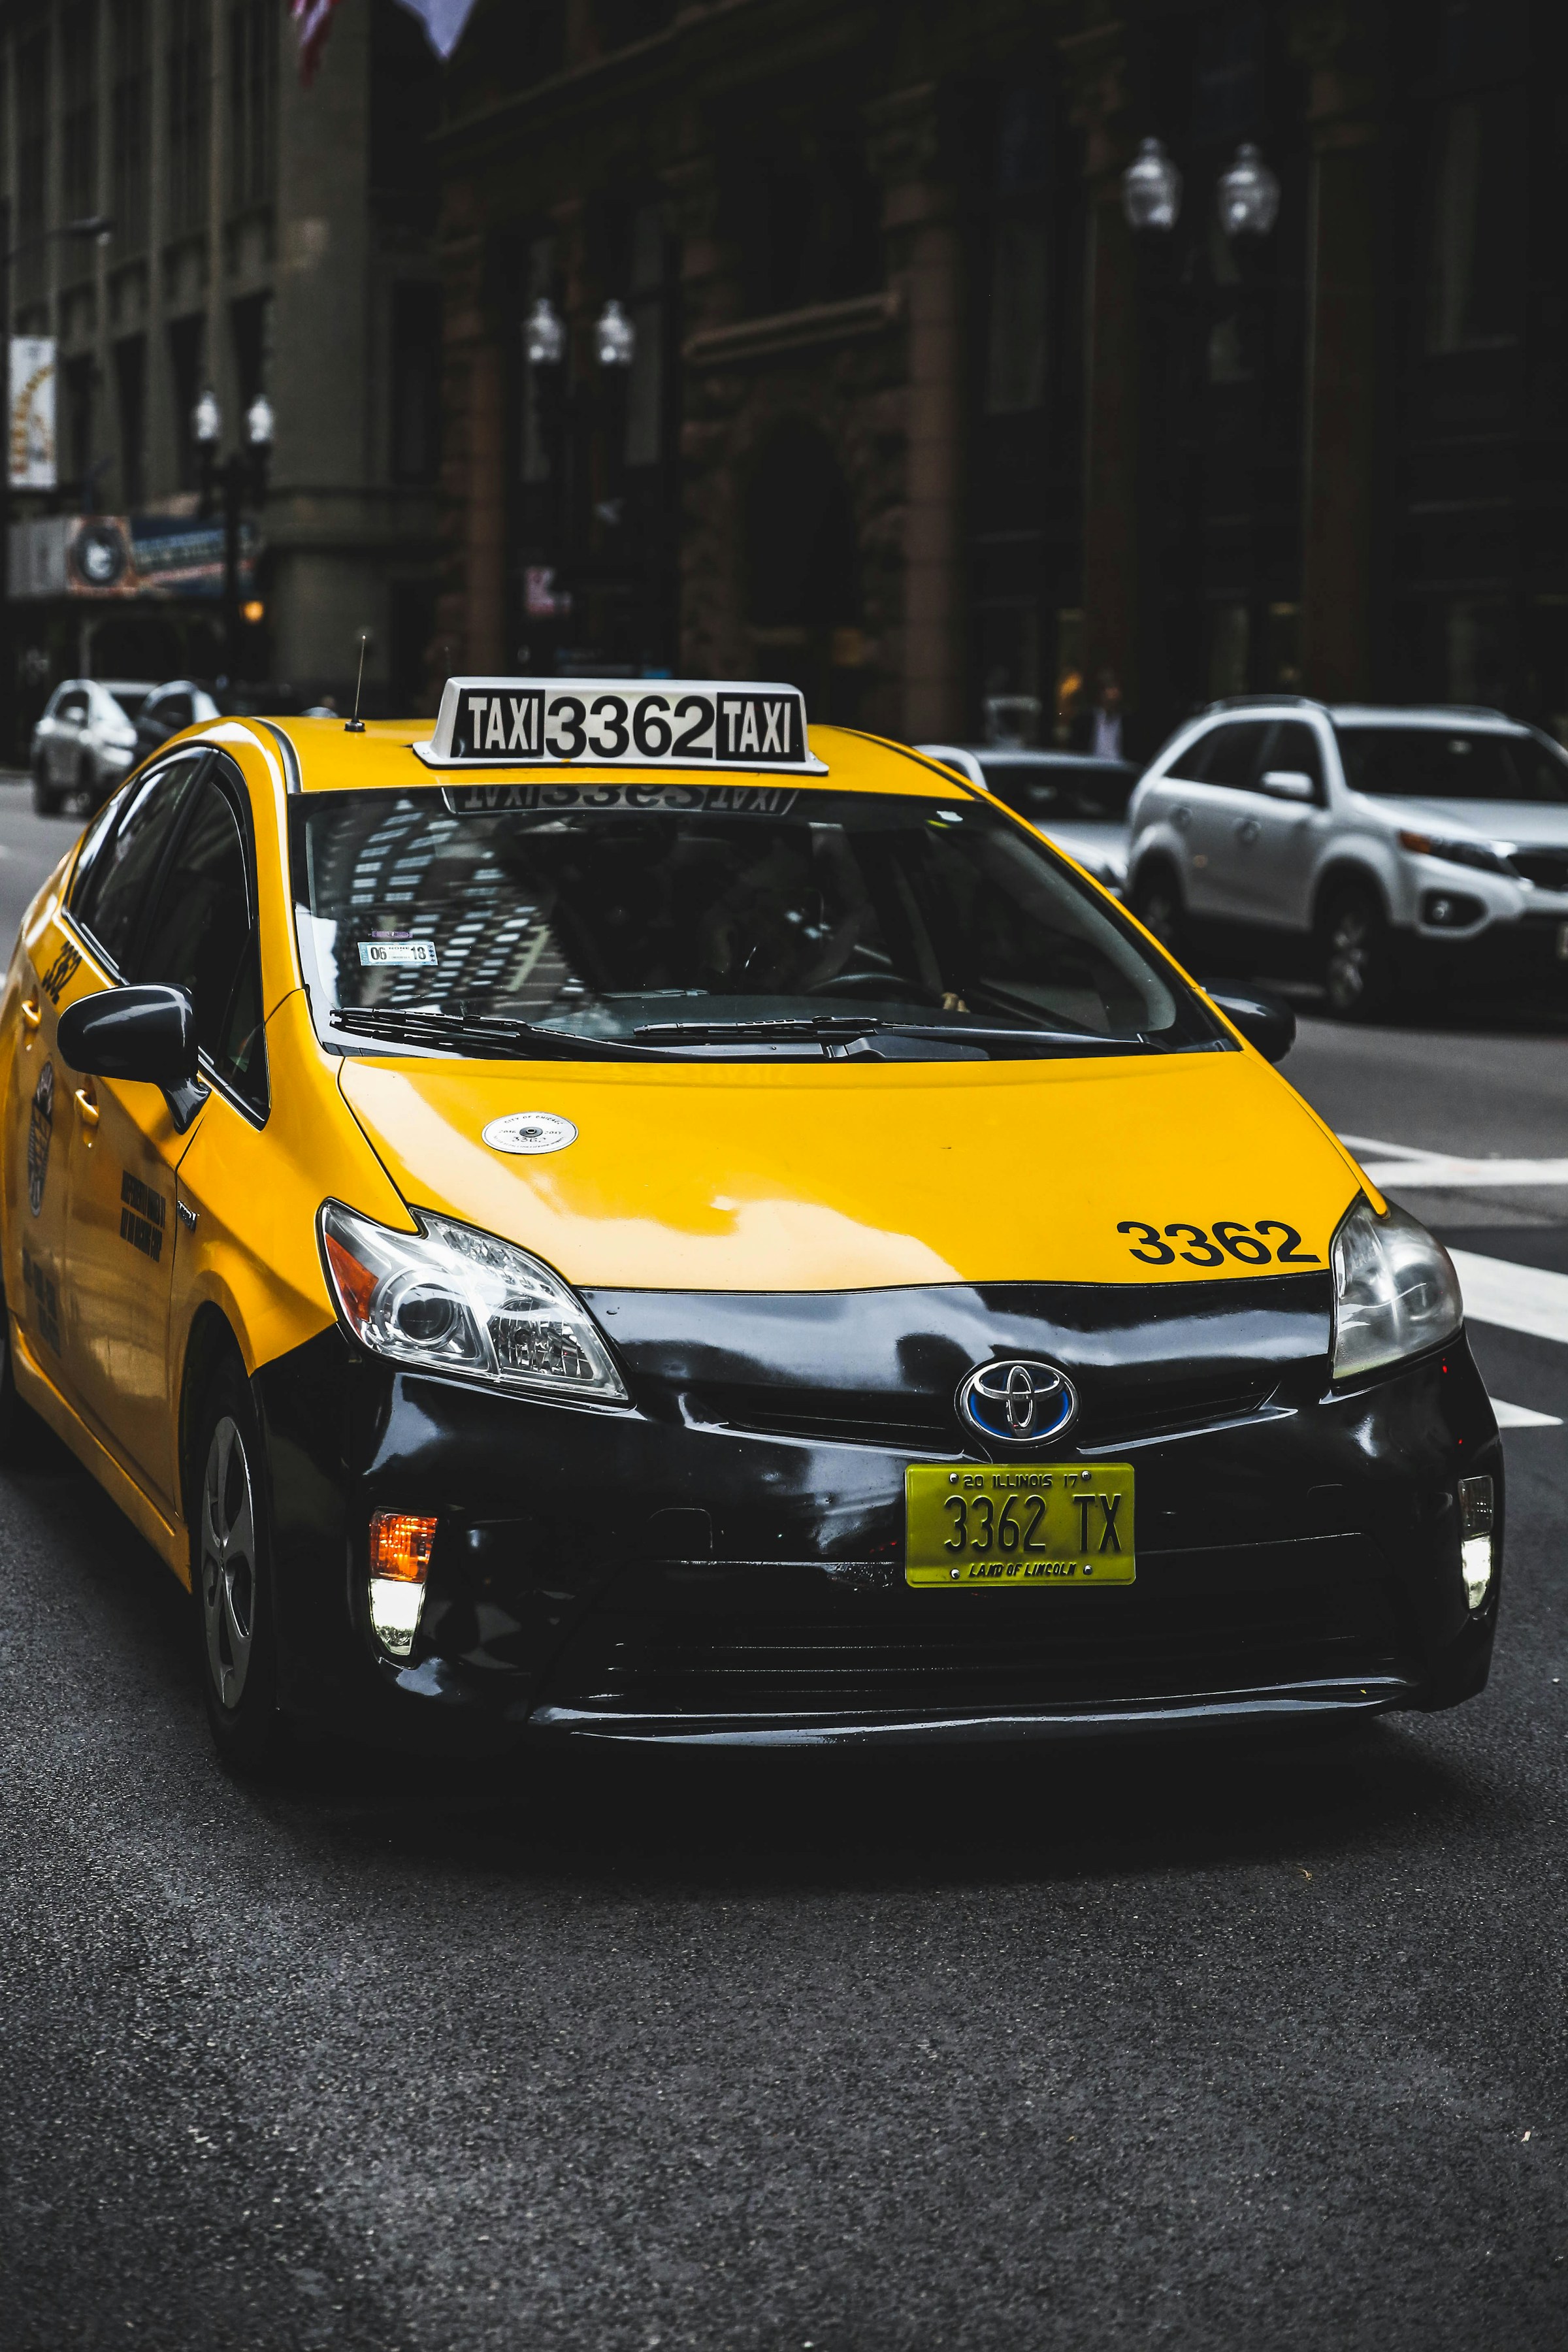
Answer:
(319, 1200, 627, 1403)
(1331, 1197, 1463, 1380)
(1396, 828, 1514, 875)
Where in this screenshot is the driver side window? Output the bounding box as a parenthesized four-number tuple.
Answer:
(69, 755, 205, 972)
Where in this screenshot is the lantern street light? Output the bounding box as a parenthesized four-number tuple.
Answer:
(1216, 143, 1281, 239)
(524, 296, 565, 368)
(594, 298, 636, 371)
(191, 387, 274, 683)
(1121, 137, 1183, 234)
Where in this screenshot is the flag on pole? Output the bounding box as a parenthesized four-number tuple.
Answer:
(393, 0, 479, 57)
(291, 0, 346, 86)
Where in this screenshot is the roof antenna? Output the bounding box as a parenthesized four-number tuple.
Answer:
(345, 632, 368, 732)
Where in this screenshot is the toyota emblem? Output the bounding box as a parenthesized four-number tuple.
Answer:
(956, 1358, 1078, 1446)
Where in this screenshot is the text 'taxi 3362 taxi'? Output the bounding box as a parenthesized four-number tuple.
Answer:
(0, 678, 1501, 1764)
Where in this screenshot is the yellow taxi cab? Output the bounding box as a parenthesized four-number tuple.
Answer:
(0, 678, 1501, 1766)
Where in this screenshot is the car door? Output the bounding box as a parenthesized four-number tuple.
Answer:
(1162, 721, 1272, 919)
(1239, 719, 1330, 929)
(56, 754, 209, 1506)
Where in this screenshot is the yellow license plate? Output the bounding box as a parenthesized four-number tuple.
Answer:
(905, 1463, 1135, 1590)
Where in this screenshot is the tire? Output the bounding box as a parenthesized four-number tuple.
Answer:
(75, 754, 97, 811)
(190, 1357, 286, 1772)
(31, 762, 60, 816)
(1319, 880, 1396, 1021)
(1131, 860, 1188, 966)
(0, 1295, 41, 1466)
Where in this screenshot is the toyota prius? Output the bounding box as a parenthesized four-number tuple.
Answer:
(0, 678, 1501, 1764)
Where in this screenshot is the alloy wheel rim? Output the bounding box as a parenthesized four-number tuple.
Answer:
(1328, 908, 1371, 1007)
(201, 1415, 257, 1711)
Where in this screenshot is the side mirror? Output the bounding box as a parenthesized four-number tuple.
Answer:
(1259, 768, 1315, 804)
(1204, 983, 1296, 1065)
(57, 984, 197, 1086)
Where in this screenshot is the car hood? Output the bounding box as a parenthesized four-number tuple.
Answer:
(1363, 795, 1568, 849)
(338, 1049, 1368, 1293)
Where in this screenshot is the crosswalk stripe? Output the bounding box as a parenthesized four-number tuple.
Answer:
(1341, 1135, 1568, 1189)
(1491, 1398, 1563, 1429)
(1450, 1250, 1568, 1347)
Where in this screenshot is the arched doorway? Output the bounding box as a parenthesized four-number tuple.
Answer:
(743, 420, 864, 723)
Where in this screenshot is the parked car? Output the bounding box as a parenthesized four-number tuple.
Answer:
(30, 679, 152, 815)
(916, 745, 1139, 893)
(1125, 698, 1568, 1016)
(133, 679, 222, 760)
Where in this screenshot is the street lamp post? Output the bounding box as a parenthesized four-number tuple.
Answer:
(1, 212, 114, 760)
(193, 388, 274, 685)
(521, 296, 636, 664)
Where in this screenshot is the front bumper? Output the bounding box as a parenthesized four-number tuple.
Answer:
(254, 1279, 1501, 1754)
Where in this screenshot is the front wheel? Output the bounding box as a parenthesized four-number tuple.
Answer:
(1131, 862, 1188, 966)
(191, 1361, 285, 1771)
(1320, 883, 1396, 1021)
(31, 762, 59, 816)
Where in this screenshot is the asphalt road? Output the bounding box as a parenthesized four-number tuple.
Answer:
(2, 781, 1566, 2350)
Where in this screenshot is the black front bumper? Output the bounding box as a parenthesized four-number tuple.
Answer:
(254, 1275, 1501, 1753)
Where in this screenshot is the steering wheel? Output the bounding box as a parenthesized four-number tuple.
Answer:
(804, 971, 947, 1007)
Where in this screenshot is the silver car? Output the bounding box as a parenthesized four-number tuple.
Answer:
(915, 745, 1139, 892)
(1126, 698, 1568, 1017)
(30, 678, 152, 815)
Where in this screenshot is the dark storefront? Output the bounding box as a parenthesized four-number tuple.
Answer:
(433, 0, 1568, 755)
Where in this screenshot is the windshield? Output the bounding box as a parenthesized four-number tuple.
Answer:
(292, 786, 1222, 1062)
(107, 689, 148, 719)
(1337, 725, 1568, 805)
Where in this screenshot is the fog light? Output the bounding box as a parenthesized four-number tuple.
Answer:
(1458, 1476, 1494, 1610)
(367, 1509, 437, 1658)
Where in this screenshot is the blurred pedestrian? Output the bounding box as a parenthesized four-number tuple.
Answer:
(1090, 668, 1124, 760)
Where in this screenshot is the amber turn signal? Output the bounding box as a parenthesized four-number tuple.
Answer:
(367, 1511, 438, 1658)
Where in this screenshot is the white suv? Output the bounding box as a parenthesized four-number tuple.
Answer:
(1126, 699, 1568, 1016)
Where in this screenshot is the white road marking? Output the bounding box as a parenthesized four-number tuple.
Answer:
(1450, 1250, 1568, 1347)
(1491, 1399, 1563, 1429)
(1341, 1134, 1568, 1189)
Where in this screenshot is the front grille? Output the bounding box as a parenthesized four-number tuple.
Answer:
(1511, 849, 1568, 892)
(684, 1371, 1275, 1454)
(544, 1575, 1408, 1720)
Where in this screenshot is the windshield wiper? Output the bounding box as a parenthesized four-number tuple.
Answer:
(327, 1004, 668, 1062)
(633, 1015, 1154, 1056)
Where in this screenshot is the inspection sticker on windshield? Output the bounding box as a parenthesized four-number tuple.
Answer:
(483, 1112, 578, 1156)
(359, 939, 437, 968)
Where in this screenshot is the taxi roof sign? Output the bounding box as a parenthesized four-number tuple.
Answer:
(416, 677, 828, 773)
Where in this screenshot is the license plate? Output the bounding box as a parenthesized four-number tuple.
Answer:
(905, 1463, 1135, 1589)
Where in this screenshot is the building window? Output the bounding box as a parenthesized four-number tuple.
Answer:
(63, 5, 99, 235)
(229, 0, 276, 211)
(112, 0, 151, 252)
(390, 284, 442, 483)
(1426, 91, 1523, 352)
(983, 87, 1051, 416)
(167, 0, 210, 238)
(64, 357, 97, 502)
(115, 335, 147, 509)
(16, 33, 48, 309)
(168, 315, 206, 491)
(231, 289, 272, 410)
(741, 119, 881, 317)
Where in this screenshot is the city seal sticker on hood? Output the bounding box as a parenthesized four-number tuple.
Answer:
(482, 1111, 579, 1157)
(413, 678, 828, 776)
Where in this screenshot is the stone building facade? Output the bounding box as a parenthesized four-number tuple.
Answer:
(1, 0, 444, 726)
(434, 0, 1568, 751)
